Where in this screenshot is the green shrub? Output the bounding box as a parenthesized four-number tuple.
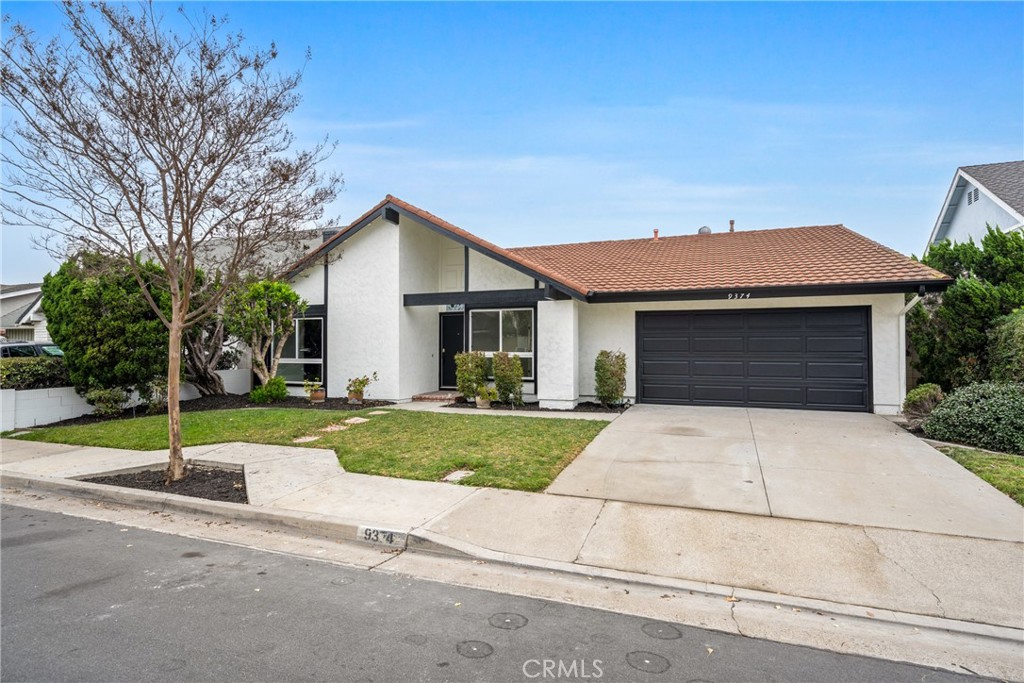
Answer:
(0, 357, 71, 390)
(923, 382, 1024, 454)
(492, 352, 523, 406)
(989, 309, 1024, 382)
(595, 350, 627, 406)
(85, 387, 130, 417)
(249, 376, 288, 404)
(455, 351, 488, 400)
(902, 383, 943, 422)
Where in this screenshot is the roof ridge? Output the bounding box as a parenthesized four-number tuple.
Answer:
(509, 224, 848, 252)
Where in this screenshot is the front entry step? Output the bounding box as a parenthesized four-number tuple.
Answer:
(412, 390, 461, 402)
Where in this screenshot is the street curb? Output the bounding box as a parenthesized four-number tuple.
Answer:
(0, 471, 410, 548)
(4, 468, 1022, 679)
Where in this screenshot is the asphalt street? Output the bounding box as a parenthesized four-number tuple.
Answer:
(1, 504, 978, 683)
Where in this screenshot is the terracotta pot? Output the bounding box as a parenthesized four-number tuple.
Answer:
(308, 388, 326, 404)
(348, 390, 364, 404)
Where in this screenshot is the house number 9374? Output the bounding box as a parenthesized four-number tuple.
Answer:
(727, 292, 751, 299)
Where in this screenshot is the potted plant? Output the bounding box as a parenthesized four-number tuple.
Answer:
(476, 385, 497, 409)
(303, 377, 326, 404)
(346, 372, 378, 404)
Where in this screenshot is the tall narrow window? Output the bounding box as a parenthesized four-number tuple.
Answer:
(469, 308, 534, 379)
(278, 317, 323, 383)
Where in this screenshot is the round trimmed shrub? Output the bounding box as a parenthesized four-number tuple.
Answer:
(923, 382, 1024, 454)
(901, 383, 943, 422)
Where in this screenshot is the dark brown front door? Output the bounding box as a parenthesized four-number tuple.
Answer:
(440, 313, 465, 388)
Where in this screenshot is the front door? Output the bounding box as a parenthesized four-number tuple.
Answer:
(440, 313, 465, 388)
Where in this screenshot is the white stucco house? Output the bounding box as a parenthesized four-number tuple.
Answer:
(0, 283, 50, 343)
(928, 160, 1024, 248)
(283, 196, 952, 415)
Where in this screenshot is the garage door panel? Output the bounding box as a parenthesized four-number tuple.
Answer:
(748, 312, 804, 329)
(806, 308, 867, 328)
(692, 336, 744, 353)
(747, 386, 805, 405)
(692, 360, 744, 377)
(748, 336, 803, 353)
(642, 384, 690, 401)
(641, 314, 692, 331)
(748, 361, 803, 378)
(691, 384, 746, 403)
(642, 360, 690, 377)
(642, 337, 690, 353)
(637, 307, 870, 412)
(807, 336, 865, 353)
(807, 387, 867, 409)
(807, 362, 866, 380)
(693, 313, 744, 329)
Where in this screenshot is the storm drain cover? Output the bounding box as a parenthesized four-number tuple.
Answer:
(456, 641, 493, 659)
(488, 613, 528, 630)
(626, 651, 670, 674)
(641, 622, 682, 640)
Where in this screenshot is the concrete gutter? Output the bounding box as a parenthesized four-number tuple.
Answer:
(3, 469, 1021, 681)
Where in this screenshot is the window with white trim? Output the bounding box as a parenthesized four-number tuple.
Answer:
(469, 308, 534, 379)
(278, 317, 323, 384)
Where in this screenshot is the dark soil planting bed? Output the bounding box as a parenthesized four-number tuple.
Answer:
(444, 400, 629, 414)
(83, 465, 248, 504)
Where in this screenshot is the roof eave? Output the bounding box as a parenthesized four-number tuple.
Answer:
(585, 279, 955, 304)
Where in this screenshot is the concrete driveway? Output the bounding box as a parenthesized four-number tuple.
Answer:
(547, 404, 1023, 542)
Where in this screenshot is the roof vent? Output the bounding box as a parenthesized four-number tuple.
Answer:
(653, 228, 659, 241)
(698, 226, 712, 235)
(729, 219, 735, 233)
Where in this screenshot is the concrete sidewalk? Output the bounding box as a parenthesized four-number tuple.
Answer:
(2, 432, 1022, 679)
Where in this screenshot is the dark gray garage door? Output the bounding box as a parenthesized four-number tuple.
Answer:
(636, 307, 871, 411)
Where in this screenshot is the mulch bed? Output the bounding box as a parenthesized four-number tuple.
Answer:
(39, 394, 395, 428)
(83, 465, 248, 504)
(444, 399, 630, 414)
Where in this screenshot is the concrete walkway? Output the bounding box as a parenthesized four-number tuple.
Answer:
(548, 404, 1024, 541)
(2, 412, 1023, 679)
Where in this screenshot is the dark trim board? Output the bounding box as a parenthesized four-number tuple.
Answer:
(405, 289, 549, 307)
(635, 306, 873, 412)
(592, 280, 950, 304)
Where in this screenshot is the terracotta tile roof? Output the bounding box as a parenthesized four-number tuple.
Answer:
(507, 225, 949, 294)
(285, 196, 950, 297)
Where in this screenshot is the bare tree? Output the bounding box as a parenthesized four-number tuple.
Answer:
(1, 1, 341, 480)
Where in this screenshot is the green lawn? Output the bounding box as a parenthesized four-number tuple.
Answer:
(13, 408, 608, 492)
(940, 446, 1024, 506)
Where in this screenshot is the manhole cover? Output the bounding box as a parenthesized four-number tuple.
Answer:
(456, 641, 493, 659)
(488, 613, 528, 630)
(641, 622, 682, 640)
(626, 651, 670, 674)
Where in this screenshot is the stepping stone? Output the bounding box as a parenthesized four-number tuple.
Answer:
(292, 436, 321, 443)
(320, 424, 349, 432)
(442, 469, 475, 482)
(367, 411, 390, 416)
(345, 417, 370, 425)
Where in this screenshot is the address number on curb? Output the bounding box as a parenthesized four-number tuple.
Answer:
(358, 526, 406, 547)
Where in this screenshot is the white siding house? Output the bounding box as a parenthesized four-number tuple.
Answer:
(929, 161, 1024, 248)
(285, 196, 952, 415)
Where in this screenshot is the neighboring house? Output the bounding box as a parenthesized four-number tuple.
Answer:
(0, 283, 50, 343)
(928, 160, 1024, 248)
(284, 196, 952, 415)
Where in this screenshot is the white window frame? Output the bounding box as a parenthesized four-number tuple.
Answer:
(278, 317, 323, 385)
(468, 307, 535, 380)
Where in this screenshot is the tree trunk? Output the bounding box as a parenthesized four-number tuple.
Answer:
(166, 318, 186, 482)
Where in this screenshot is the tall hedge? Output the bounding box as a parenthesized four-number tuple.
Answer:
(41, 254, 170, 398)
(908, 227, 1024, 388)
(988, 309, 1024, 383)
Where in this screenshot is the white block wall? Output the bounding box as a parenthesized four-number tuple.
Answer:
(537, 299, 579, 409)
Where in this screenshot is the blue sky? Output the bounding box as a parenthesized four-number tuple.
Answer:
(3, 1, 1022, 283)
